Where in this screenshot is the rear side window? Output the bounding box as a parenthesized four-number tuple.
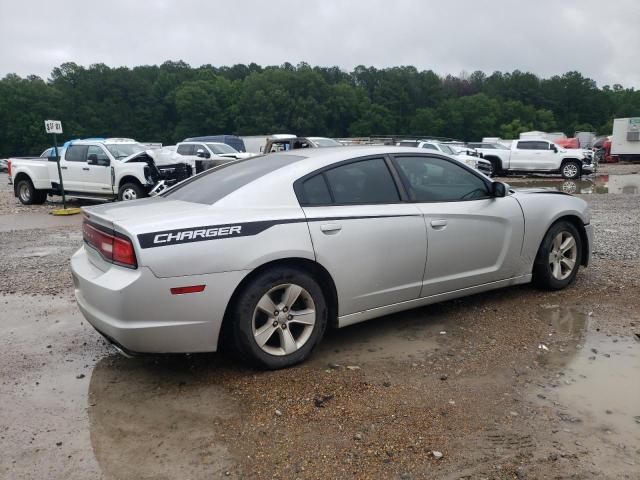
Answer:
(517, 141, 548, 150)
(176, 144, 194, 155)
(65, 145, 88, 162)
(323, 158, 400, 204)
(163, 154, 306, 204)
(300, 175, 332, 205)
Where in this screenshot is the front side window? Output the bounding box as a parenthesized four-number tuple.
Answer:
(65, 145, 88, 162)
(87, 146, 110, 163)
(394, 156, 489, 202)
(323, 158, 400, 204)
(532, 141, 550, 150)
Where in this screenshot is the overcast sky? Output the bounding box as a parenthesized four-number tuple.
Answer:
(1, 0, 638, 87)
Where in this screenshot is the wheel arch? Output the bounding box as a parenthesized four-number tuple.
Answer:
(218, 257, 339, 350)
(545, 215, 590, 267)
(483, 154, 503, 171)
(118, 175, 144, 190)
(12, 172, 34, 196)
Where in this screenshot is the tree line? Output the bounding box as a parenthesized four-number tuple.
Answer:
(2, 61, 640, 157)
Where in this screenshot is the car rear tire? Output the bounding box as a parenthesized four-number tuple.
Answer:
(228, 267, 328, 369)
(561, 161, 581, 179)
(533, 220, 582, 290)
(118, 182, 145, 201)
(15, 177, 46, 205)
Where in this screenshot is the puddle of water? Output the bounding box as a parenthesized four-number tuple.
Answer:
(510, 173, 640, 194)
(557, 334, 640, 443)
(536, 306, 640, 448)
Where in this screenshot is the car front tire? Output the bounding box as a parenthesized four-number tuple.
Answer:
(561, 161, 581, 179)
(118, 182, 145, 201)
(533, 220, 582, 290)
(228, 266, 328, 369)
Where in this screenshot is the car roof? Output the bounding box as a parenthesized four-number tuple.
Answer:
(71, 138, 138, 145)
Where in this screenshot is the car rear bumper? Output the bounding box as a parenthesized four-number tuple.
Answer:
(71, 246, 247, 353)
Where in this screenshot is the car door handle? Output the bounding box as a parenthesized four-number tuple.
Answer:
(82, 167, 90, 171)
(320, 223, 342, 234)
(60, 166, 67, 170)
(430, 219, 447, 229)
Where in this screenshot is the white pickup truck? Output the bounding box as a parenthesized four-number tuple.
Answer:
(468, 140, 594, 179)
(8, 138, 191, 205)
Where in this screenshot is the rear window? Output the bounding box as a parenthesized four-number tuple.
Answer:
(162, 153, 306, 204)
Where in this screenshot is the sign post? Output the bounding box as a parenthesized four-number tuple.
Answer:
(44, 120, 66, 209)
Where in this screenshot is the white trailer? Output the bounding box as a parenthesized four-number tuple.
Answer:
(610, 118, 640, 161)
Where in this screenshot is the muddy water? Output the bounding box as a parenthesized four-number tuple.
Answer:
(535, 306, 640, 471)
(508, 173, 640, 195)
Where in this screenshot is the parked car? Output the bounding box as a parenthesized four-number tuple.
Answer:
(469, 140, 594, 179)
(183, 135, 247, 153)
(397, 140, 493, 176)
(9, 138, 190, 204)
(307, 137, 343, 147)
(172, 141, 251, 174)
(72, 146, 591, 369)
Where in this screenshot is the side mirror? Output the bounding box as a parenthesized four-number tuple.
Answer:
(551, 145, 558, 153)
(87, 154, 98, 165)
(196, 149, 210, 159)
(491, 181, 507, 198)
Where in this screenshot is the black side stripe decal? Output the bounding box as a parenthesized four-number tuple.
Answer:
(137, 214, 420, 249)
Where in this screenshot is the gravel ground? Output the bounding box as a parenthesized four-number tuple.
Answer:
(1, 171, 639, 479)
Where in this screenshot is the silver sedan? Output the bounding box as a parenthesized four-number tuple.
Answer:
(71, 146, 592, 369)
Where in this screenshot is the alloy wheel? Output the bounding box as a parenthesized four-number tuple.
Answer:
(251, 283, 316, 356)
(563, 163, 578, 178)
(549, 231, 578, 280)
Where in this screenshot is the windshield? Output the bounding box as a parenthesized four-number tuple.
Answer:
(162, 153, 306, 204)
(207, 143, 238, 154)
(438, 144, 456, 155)
(105, 143, 146, 159)
(311, 138, 341, 147)
(492, 143, 509, 150)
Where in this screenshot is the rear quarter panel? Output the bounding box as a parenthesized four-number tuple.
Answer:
(11, 159, 52, 190)
(117, 207, 315, 278)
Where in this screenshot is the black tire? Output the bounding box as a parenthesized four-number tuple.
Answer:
(561, 160, 581, 179)
(228, 267, 328, 369)
(533, 220, 582, 290)
(487, 158, 502, 176)
(117, 182, 145, 201)
(15, 177, 44, 205)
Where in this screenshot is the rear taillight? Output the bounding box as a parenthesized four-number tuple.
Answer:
(7, 160, 11, 177)
(83, 220, 137, 269)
